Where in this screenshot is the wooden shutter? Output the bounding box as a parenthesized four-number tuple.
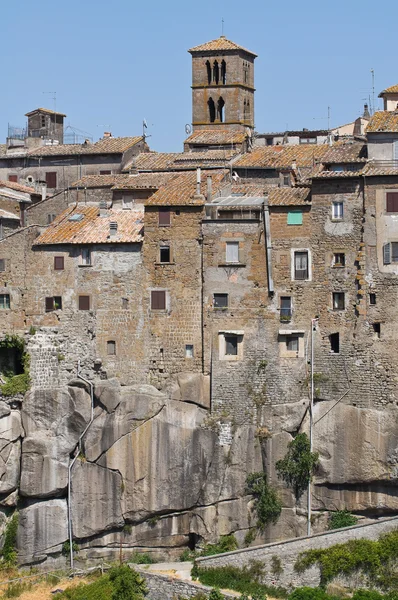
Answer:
(45, 172, 57, 188)
(45, 297, 54, 312)
(151, 290, 166, 310)
(54, 256, 64, 270)
(78, 295, 90, 310)
(158, 208, 170, 226)
(8, 175, 17, 183)
(386, 192, 398, 213)
(100, 170, 111, 175)
(383, 243, 391, 265)
(226, 242, 239, 263)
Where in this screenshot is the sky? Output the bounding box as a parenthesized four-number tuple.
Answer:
(1, 0, 397, 152)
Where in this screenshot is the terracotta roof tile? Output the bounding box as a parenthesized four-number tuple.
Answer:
(130, 150, 238, 172)
(28, 136, 143, 158)
(0, 180, 38, 194)
(184, 129, 247, 146)
(189, 36, 257, 56)
(321, 143, 367, 164)
(361, 164, 398, 176)
(70, 175, 131, 188)
(0, 209, 20, 220)
(234, 144, 330, 169)
(312, 170, 362, 179)
(145, 170, 228, 206)
(366, 111, 398, 133)
(268, 187, 311, 206)
(25, 107, 66, 117)
(34, 205, 144, 245)
(379, 85, 398, 97)
(132, 152, 181, 172)
(113, 172, 177, 190)
(0, 145, 7, 157)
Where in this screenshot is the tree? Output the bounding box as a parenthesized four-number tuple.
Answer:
(109, 565, 147, 600)
(275, 433, 319, 500)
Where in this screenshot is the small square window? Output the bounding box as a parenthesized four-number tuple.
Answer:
(41, 115, 46, 128)
(8, 175, 17, 183)
(159, 208, 170, 226)
(160, 246, 171, 263)
(333, 253, 345, 267)
(332, 202, 344, 220)
(151, 290, 166, 310)
(330, 332, 340, 353)
(79, 295, 90, 310)
(80, 248, 91, 266)
(282, 174, 290, 187)
(214, 293, 228, 308)
(369, 293, 376, 305)
(226, 241, 239, 263)
(286, 335, 299, 352)
(225, 334, 238, 356)
(287, 210, 303, 225)
(54, 256, 64, 270)
(185, 344, 194, 358)
(45, 296, 62, 311)
(333, 292, 345, 310)
(0, 294, 10, 309)
(107, 340, 116, 355)
(0, 259, 5, 272)
(373, 323, 381, 339)
(122, 298, 129, 309)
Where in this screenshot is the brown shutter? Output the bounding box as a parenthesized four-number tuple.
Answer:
(78, 295, 90, 310)
(8, 175, 17, 183)
(158, 208, 170, 226)
(45, 297, 54, 312)
(45, 172, 57, 188)
(100, 170, 111, 175)
(151, 290, 166, 310)
(386, 192, 398, 212)
(54, 256, 64, 270)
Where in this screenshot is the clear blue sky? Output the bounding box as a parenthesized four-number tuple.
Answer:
(1, 0, 396, 152)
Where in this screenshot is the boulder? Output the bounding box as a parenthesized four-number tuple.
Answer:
(269, 400, 308, 434)
(0, 402, 10, 418)
(94, 378, 121, 413)
(71, 460, 124, 538)
(17, 499, 68, 564)
(0, 441, 21, 494)
(0, 411, 23, 451)
(172, 373, 211, 409)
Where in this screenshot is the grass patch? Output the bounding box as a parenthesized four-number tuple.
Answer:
(180, 535, 238, 561)
(55, 566, 147, 600)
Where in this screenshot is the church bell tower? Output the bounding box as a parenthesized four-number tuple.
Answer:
(188, 36, 257, 133)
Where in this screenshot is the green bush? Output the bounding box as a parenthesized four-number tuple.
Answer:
(289, 588, 331, 600)
(2, 513, 18, 566)
(180, 535, 238, 561)
(129, 551, 155, 564)
(276, 433, 319, 500)
(193, 563, 287, 598)
(55, 575, 113, 600)
(246, 473, 282, 530)
(209, 589, 225, 600)
(352, 591, 384, 600)
(328, 510, 359, 530)
(1, 373, 30, 397)
(271, 555, 284, 576)
(56, 567, 147, 600)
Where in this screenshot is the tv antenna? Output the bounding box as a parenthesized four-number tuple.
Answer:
(371, 69, 375, 115)
(43, 91, 57, 114)
(221, 17, 224, 36)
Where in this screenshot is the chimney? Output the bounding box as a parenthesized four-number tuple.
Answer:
(109, 222, 118, 237)
(206, 176, 212, 202)
(291, 160, 297, 171)
(99, 200, 108, 217)
(363, 104, 370, 119)
(196, 168, 201, 195)
(103, 131, 112, 138)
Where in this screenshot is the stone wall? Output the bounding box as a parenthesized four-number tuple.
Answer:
(196, 516, 398, 589)
(139, 569, 238, 600)
(26, 191, 69, 226)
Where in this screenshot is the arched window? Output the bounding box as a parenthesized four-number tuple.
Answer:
(208, 98, 216, 123)
(221, 60, 226, 84)
(246, 100, 250, 120)
(217, 97, 225, 123)
(213, 61, 219, 84)
(206, 61, 211, 85)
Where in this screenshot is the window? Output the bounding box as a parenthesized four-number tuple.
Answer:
(383, 242, 398, 264)
(287, 210, 303, 225)
(333, 292, 345, 310)
(300, 137, 317, 144)
(8, 175, 17, 183)
(158, 208, 170, 226)
(226, 241, 239, 263)
(159, 245, 171, 263)
(213, 60, 219, 84)
(221, 60, 226, 85)
(373, 323, 381, 339)
(280, 296, 292, 319)
(208, 98, 216, 123)
(151, 290, 166, 310)
(286, 335, 299, 352)
(185, 344, 194, 358)
(45, 296, 62, 312)
(225, 335, 238, 356)
(282, 174, 290, 187)
(217, 97, 225, 122)
(80, 248, 91, 266)
(41, 115, 46, 128)
(333, 253, 345, 267)
(332, 202, 344, 220)
(369, 293, 376, 305)
(294, 251, 309, 280)
(45, 172, 57, 188)
(386, 192, 398, 213)
(54, 256, 64, 270)
(100, 170, 111, 175)
(330, 332, 340, 353)
(78, 295, 90, 310)
(122, 297, 129, 309)
(0, 294, 10, 309)
(206, 61, 211, 85)
(107, 341, 116, 355)
(47, 214, 56, 224)
(0, 259, 5, 272)
(214, 293, 228, 308)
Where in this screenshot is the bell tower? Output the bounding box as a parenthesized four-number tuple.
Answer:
(188, 36, 257, 133)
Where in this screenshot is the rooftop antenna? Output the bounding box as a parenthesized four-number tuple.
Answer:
(43, 91, 57, 114)
(221, 17, 224, 36)
(371, 69, 375, 115)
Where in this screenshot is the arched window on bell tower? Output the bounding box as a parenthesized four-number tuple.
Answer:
(217, 97, 225, 123)
(208, 98, 216, 123)
(213, 61, 219, 84)
(206, 61, 211, 85)
(221, 60, 226, 84)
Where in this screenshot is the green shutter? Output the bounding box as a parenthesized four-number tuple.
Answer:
(287, 210, 303, 225)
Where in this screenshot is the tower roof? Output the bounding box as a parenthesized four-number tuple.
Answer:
(25, 107, 67, 117)
(188, 35, 257, 57)
(378, 84, 398, 98)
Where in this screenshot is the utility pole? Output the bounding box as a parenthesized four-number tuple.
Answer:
(307, 318, 318, 536)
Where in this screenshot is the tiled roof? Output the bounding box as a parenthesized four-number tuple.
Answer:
(312, 170, 362, 179)
(361, 164, 398, 177)
(132, 152, 181, 172)
(25, 107, 66, 117)
(28, 137, 144, 158)
(234, 144, 330, 169)
(0, 209, 20, 220)
(378, 85, 398, 97)
(130, 150, 238, 172)
(268, 187, 311, 206)
(113, 172, 177, 190)
(0, 145, 7, 157)
(146, 169, 228, 206)
(0, 180, 37, 194)
(34, 205, 144, 245)
(185, 129, 247, 146)
(173, 150, 238, 164)
(188, 36, 257, 57)
(321, 143, 367, 164)
(71, 175, 131, 188)
(366, 112, 398, 133)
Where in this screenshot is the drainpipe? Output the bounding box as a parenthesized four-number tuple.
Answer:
(67, 361, 94, 571)
(262, 198, 274, 295)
